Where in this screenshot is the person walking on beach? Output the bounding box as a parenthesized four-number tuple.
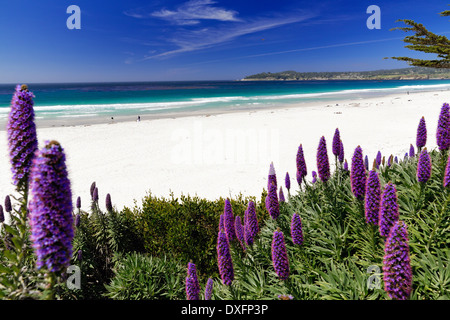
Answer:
(137, 116, 141, 122)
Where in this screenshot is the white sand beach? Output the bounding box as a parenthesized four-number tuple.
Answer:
(0, 89, 449, 212)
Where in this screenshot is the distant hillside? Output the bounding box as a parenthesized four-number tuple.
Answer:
(242, 67, 450, 81)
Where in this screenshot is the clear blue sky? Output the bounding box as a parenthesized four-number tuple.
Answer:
(0, 0, 448, 83)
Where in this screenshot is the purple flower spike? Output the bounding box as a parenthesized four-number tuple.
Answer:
(444, 155, 450, 188)
(332, 128, 341, 157)
(217, 229, 234, 286)
(409, 144, 415, 158)
(266, 182, 280, 219)
(4, 195, 12, 213)
(271, 228, 289, 281)
(105, 193, 113, 212)
(204, 278, 213, 300)
(219, 214, 224, 231)
(437, 103, 450, 151)
(312, 171, 317, 183)
(235, 216, 246, 251)
(28, 141, 73, 273)
(93, 187, 99, 202)
(244, 201, 259, 245)
(376, 151, 382, 168)
(7, 84, 38, 190)
(417, 148, 432, 184)
(383, 220, 413, 300)
(296, 144, 307, 183)
(90, 182, 96, 199)
(365, 169, 381, 225)
(416, 116, 427, 149)
(290, 213, 303, 245)
(76, 196, 81, 210)
(187, 261, 201, 298)
(364, 155, 369, 171)
(316, 136, 330, 183)
(379, 182, 399, 237)
(338, 139, 345, 163)
(223, 198, 236, 242)
(279, 187, 285, 203)
(387, 155, 393, 167)
(0, 205, 4, 223)
(268, 162, 277, 190)
(351, 146, 367, 201)
(186, 276, 200, 300)
(343, 160, 348, 172)
(394, 156, 398, 164)
(285, 172, 291, 191)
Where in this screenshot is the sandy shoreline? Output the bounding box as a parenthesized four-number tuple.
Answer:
(1, 89, 449, 212)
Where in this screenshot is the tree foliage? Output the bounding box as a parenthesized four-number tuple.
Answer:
(390, 7, 450, 68)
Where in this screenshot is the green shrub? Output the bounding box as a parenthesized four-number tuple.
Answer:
(128, 192, 268, 279)
(104, 252, 186, 300)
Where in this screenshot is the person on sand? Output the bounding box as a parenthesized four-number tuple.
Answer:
(137, 116, 141, 122)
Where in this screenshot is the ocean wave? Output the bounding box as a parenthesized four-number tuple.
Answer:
(0, 81, 449, 118)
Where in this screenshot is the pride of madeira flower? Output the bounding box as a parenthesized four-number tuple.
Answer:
(379, 182, 399, 238)
(417, 148, 432, 184)
(244, 201, 259, 246)
(350, 146, 367, 201)
(383, 220, 413, 300)
(365, 166, 381, 225)
(316, 136, 330, 183)
(7, 84, 38, 191)
(436, 103, 450, 151)
(28, 140, 73, 273)
(296, 144, 307, 184)
(217, 228, 234, 286)
(271, 228, 289, 281)
(416, 116, 427, 151)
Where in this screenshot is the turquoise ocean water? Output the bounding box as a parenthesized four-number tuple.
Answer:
(1, 79, 450, 122)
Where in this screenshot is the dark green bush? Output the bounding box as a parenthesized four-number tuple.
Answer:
(127, 192, 268, 279)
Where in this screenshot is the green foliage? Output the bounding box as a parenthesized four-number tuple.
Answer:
(130, 192, 268, 279)
(104, 252, 186, 300)
(390, 7, 450, 68)
(209, 149, 450, 300)
(66, 200, 146, 299)
(0, 191, 45, 299)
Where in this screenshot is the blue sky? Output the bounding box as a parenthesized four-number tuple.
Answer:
(0, 0, 448, 83)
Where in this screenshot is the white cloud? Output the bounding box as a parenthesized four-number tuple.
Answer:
(144, 14, 315, 59)
(150, 0, 241, 25)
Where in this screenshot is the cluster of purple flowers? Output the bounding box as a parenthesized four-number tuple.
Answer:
(223, 198, 236, 242)
(437, 103, 450, 151)
(217, 228, 234, 286)
(290, 213, 303, 245)
(379, 182, 399, 238)
(285, 172, 290, 192)
(417, 148, 432, 183)
(316, 136, 330, 183)
(383, 220, 412, 300)
(186, 261, 201, 300)
(365, 169, 381, 225)
(350, 146, 367, 201)
(296, 144, 307, 185)
(28, 141, 74, 273)
(244, 201, 259, 246)
(266, 181, 280, 219)
(416, 116, 427, 150)
(7, 85, 38, 190)
(271, 228, 290, 281)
